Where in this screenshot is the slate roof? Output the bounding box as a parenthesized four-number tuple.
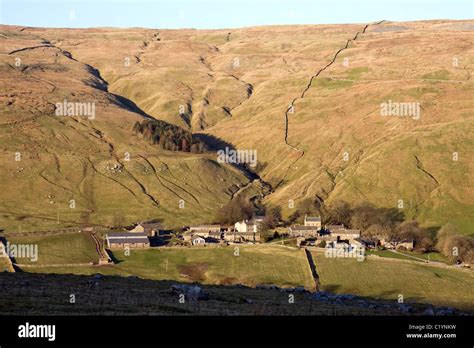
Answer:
(107, 232, 148, 238)
(108, 237, 150, 244)
(326, 224, 345, 231)
(305, 216, 321, 222)
(290, 225, 319, 231)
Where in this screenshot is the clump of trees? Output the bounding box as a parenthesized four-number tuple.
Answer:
(436, 224, 474, 264)
(133, 119, 207, 153)
(215, 196, 255, 224)
(261, 207, 282, 231)
(393, 221, 433, 252)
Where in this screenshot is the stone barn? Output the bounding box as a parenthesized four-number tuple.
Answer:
(106, 232, 150, 249)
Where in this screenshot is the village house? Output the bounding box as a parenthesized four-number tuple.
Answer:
(235, 220, 258, 233)
(323, 224, 361, 242)
(106, 232, 150, 249)
(189, 224, 221, 233)
(223, 231, 260, 243)
(183, 229, 224, 245)
(304, 215, 322, 229)
(333, 229, 361, 242)
(183, 224, 221, 240)
(191, 235, 206, 246)
(288, 225, 319, 238)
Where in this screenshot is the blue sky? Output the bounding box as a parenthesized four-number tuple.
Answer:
(0, 0, 472, 29)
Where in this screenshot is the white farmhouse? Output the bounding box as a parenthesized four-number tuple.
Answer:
(234, 220, 258, 233)
(191, 235, 206, 246)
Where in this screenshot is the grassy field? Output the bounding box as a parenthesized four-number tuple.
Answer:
(367, 250, 450, 264)
(399, 251, 450, 264)
(7, 232, 98, 265)
(366, 250, 415, 261)
(313, 251, 474, 310)
(20, 245, 315, 289)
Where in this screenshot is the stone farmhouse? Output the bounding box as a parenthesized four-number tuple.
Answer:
(189, 224, 221, 233)
(333, 230, 361, 242)
(224, 231, 260, 243)
(324, 224, 360, 241)
(325, 224, 345, 232)
(288, 225, 320, 238)
(304, 215, 322, 229)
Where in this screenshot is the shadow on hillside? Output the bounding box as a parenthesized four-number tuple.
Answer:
(109, 93, 156, 120)
(194, 133, 258, 180)
(194, 133, 236, 152)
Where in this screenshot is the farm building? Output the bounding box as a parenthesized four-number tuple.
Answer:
(288, 225, 319, 238)
(223, 231, 260, 243)
(106, 232, 150, 249)
(184, 231, 222, 245)
(325, 224, 346, 232)
(129, 222, 163, 236)
(189, 225, 221, 233)
(191, 235, 206, 246)
(304, 215, 322, 229)
(333, 229, 361, 241)
(235, 220, 258, 233)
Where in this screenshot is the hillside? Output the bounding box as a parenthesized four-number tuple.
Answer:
(0, 25, 250, 231)
(0, 20, 473, 234)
